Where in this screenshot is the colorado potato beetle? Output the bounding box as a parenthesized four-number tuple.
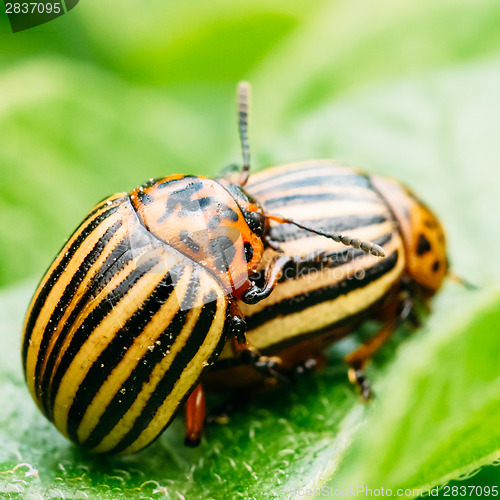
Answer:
(209, 159, 450, 399)
(21, 83, 385, 454)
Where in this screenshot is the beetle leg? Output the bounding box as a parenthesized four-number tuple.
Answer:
(347, 366, 373, 401)
(240, 254, 292, 304)
(229, 300, 246, 344)
(291, 353, 328, 381)
(249, 353, 288, 382)
(241, 249, 341, 305)
(184, 383, 206, 447)
(344, 297, 415, 400)
(228, 300, 288, 380)
(230, 336, 288, 382)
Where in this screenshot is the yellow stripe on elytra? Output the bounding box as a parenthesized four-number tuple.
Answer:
(45, 242, 161, 394)
(76, 265, 194, 444)
(25, 201, 126, 400)
(255, 185, 379, 204)
(89, 270, 207, 453)
(244, 236, 406, 351)
(268, 201, 386, 222)
(247, 160, 354, 183)
(248, 164, 356, 196)
(22, 194, 125, 340)
(120, 295, 228, 455)
(36, 218, 137, 398)
(52, 249, 169, 436)
(22, 195, 125, 340)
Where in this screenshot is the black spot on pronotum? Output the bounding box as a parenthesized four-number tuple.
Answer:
(416, 234, 432, 256)
(220, 208, 239, 222)
(137, 190, 154, 205)
(208, 216, 221, 230)
(179, 230, 200, 252)
(140, 177, 163, 189)
(208, 236, 237, 272)
(158, 180, 209, 221)
(432, 260, 440, 272)
(244, 242, 254, 263)
(157, 175, 197, 189)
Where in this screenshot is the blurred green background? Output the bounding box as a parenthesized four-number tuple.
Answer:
(1, 1, 500, 498)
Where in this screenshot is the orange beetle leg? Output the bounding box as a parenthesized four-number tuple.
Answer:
(184, 383, 206, 447)
(345, 296, 415, 401)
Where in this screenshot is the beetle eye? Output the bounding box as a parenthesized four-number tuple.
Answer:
(248, 211, 265, 235)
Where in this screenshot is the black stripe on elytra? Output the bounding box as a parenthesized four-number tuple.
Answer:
(45, 256, 161, 420)
(108, 287, 220, 454)
(246, 164, 348, 189)
(262, 191, 377, 209)
(84, 266, 201, 452)
(37, 232, 140, 415)
(269, 214, 388, 243)
(33, 220, 123, 389)
(80, 196, 124, 226)
(80, 266, 198, 450)
(66, 266, 181, 444)
(22, 204, 122, 370)
(275, 233, 393, 283)
(246, 250, 400, 331)
(249, 173, 371, 196)
(216, 299, 384, 370)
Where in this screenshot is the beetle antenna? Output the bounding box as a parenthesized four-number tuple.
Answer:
(237, 81, 251, 186)
(447, 271, 478, 290)
(267, 214, 386, 257)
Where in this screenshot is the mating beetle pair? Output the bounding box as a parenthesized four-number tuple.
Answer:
(22, 83, 448, 455)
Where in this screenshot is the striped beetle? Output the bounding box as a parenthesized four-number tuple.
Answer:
(208, 159, 450, 399)
(21, 83, 386, 454)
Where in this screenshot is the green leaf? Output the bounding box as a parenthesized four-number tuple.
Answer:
(331, 287, 500, 495)
(2, 0, 500, 497)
